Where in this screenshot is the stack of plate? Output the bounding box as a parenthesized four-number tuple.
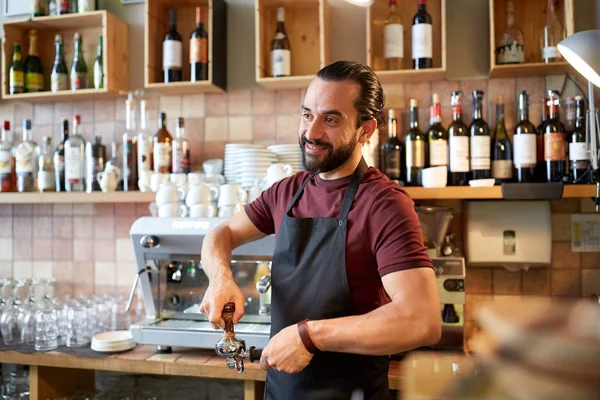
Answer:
(240, 148, 278, 189)
(91, 330, 136, 353)
(224, 144, 266, 184)
(267, 144, 304, 173)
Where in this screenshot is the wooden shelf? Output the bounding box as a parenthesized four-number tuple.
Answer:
(145, 0, 227, 94)
(367, 0, 446, 81)
(2, 11, 129, 101)
(488, 0, 574, 79)
(0, 191, 155, 204)
(404, 184, 597, 200)
(255, 0, 329, 89)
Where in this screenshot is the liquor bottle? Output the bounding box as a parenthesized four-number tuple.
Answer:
(190, 7, 209, 82)
(70, 32, 88, 91)
(31, 0, 48, 17)
(123, 98, 139, 192)
(564, 96, 576, 132)
(536, 96, 549, 180)
(0, 121, 15, 192)
(64, 115, 86, 192)
(70, 0, 78, 13)
(9, 44, 24, 95)
(448, 91, 470, 186)
(405, 99, 426, 186)
(51, 34, 69, 92)
(469, 90, 491, 180)
(496, 0, 524, 65)
(57, 0, 69, 15)
(37, 137, 55, 193)
(513, 91, 538, 183)
(105, 142, 123, 191)
(172, 117, 191, 174)
(78, 0, 95, 12)
(569, 96, 590, 184)
(54, 119, 69, 192)
(138, 100, 153, 174)
(427, 93, 448, 168)
(543, 91, 567, 182)
(380, 109, 404, 184)
(163, 9, 182, 83)
(49, 0, 57, 16)
(25, 30, 44, 93)
(153, 112, 173, 174)
(94, 36, 104, 89)
(541, 0, 565, 63)
(271, 7, 291, 78)
(412, 0, 433, 70)
(85, 136, 105, 192)
(491, 97, 513, 183)
(384, 0, 403, 71)
(15, 120, 38, 193)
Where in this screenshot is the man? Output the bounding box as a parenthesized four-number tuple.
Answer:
(200, 61, 441, 399)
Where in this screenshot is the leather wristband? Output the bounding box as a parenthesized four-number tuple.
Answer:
(298, 319, 319, 354)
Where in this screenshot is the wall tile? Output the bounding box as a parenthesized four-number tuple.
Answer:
(73, 239, 94, 262)
(383, 83, 405, 109)
(516, 76, 546, 104)
(276, 90, 301, 114)
(94, 215, 115, 239)
(0, 261, 12, 278)
(53, 261, 73, 284)
(492, 269, 522, 295)
(73, 217, 93, 239)
(551, 269, 581, 296)
(252, 114, 277, 142)
(53, 204, 72, 216)
(15, 103, 33, 124)
(581, 252, 600, 269)
(13, 239, 32, 261)
(13, 261, 32, 279)
(0, 205, 12, 216)
(551, 241, 580, 269)
(550, 199, 580, 213)
(33, 204, 52, 215)
(54, 102, 74, 123)
(0, 238, 13, 261)
(94, 239, 115, 262)
(229, 116, 253, 142)
(205, 117, 228, 142)
(74, 262, 94, 286)
(95, 203, 114, 216)
(488, 78, 516, 105)
(276, 114, 300, 141)
(405, 82, 432, 128)
(159, 95, 182, 119)
(73, 101, 94, 124)
(580, 198, 596, 213)
(182, 94, 205, 119)
(34, 103, 54, 125)
(252, 91, 276, 115)
(116, 262, 137, 287)
(73, 204, 94, 216)
(52, 216, 73, 239)
(114, 203, 135, 217)
(0, 217, 12, 237)
(33, 239, 53, 261)
(115, 215, 137, 238)
(13, 204, 32, 216)
(492, 295, 522, 309)
(116, 238, 135, 263)
(93, 121, 115, 144)
(94, 262, 116, 287)
(582, 269, 600, 297)
(94, 100, 115, 122)
(185, 117, 205, 143)
(74, 284, 93, 297)
(465, 268, 492, 294)
(205, 93, 228, 117)
(32, 261, 53, 278)
(202, 142, 227, 165)
(551, 213, 571, 241)
(52, 239, 73, 262)
(464, 293, 492, 322)
(522, 268, 551, 296)
(228, 90, 252, 116)
(13, 216, 32, 238)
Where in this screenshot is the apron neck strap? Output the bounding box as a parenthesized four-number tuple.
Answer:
(338, 157, 368, 220)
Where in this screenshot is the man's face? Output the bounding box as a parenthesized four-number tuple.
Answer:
(299, 78, 362, 174)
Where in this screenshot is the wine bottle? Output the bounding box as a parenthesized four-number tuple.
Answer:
(51, 34, 68, 93)
(70, 32, 88, 91)
(190, 7, 209, 82)
(163, 9, 183, 83)
(384, 0, 403, 71)
(37, 137, 55, 193)
(0, 121, 14, 192)
(16, 120, 38, 193)
(9, 44, 24, 95)
(94, 36, 104, 89)
(172, 117, 191, 174)
(137, 100, 153, 174)
(536, 96, 549, 180)
(123, 98, 139, 192)
(380, 109, 404, 184)
(271, 7, 291, 77)
(31, 0, 48, 17)
(427, 93, 448, 169)
(412, 0, 433, 70)
(57, 0, 70, 15)
(65, 115, 87, 192)
(541, 0, 565, 63)
(569, 96, 590, 184)
(85, 136, 105, 193)
(469, 90, 491, 179)
(513, 91, 538, 183)
(543, 91, 567, 182)
(153, 112, 173, 174)
(53, 119, 69, 192)
(448, 91, 470, 186)
(25, 30, 44, 93)
(496, 0, 524, 65)
(491, 97, 513, 183)
(405, 99, 426, 186)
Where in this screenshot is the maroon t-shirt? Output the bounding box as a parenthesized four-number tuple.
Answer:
(245, 167, 433, 314)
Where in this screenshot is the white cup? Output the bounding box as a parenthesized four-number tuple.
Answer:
(218, 184, 248, 208)
(189, 203, 218, 218)
(421, 166, 448, 188)
(185, 183, 220, 207)
(138, 170, 152, 193)
(264, 163, 293, 188)
(151, 173, 170, 193)
(204, 173, 225, 185)
(170, 173, 187, 187)
(218, 203, 244, 218)
(203, 159, 224, 175)
(97, 167, 121, 193)
(156, 182, 185, 207)
(188, 172, 206, 185)
(158, 203, 188, 218)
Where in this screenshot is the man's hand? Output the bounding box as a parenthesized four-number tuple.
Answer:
(199, 277, 245, 329)
(260, 324, 313, 373)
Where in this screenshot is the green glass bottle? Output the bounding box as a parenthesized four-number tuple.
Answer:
(9, 44, 24, 95)
(24, 30, 44, 93)
(51, 34, 68, 92)
(70, 32, 88, 91)
(93, 36, 104, 89)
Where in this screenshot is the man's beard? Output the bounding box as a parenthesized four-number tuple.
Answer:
(300, 135, 358, 174)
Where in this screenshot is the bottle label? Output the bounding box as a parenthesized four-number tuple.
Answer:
(172, 143, 190, 174)
(70, 72, 87, 90)
(0, 150, 11, 174)
(542, 46, 561, 60)
(10, 70, 24, 90)
(429, 139, 448, 166)
(384, 151, 401, 178)
(38, 170, 54, 191)
(384, 24, 404, 59)
(544, 132, 566, 161)
(163, 40, 183, 69)
(78, 0, 95, 11)
(16, 143, 34, 173)
(406, 139, 425, 168)
(26, 72, 44, 91)
(65, 147, 83, 182)
(513, 133, 537, 167)
(271, 49, 291, 77)
(449, 136, 469, 172)
(496, 43, 525, 64)
(153, 142, 171, 173)
(94, 63, 104, 89)
(569, 142, 588, 161)
(54, 154, 65, 172)
(190, 37, 208, 64)
(492, 159, 513, 179)
(51, 72, 68, 92)
(138, 139, 152, 172)
(412, 23, 433, 59)
(470, 136, 491, 170)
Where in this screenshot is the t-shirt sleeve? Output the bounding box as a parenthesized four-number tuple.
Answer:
(244, 185, 277, 236)
(368, 188, 434, 277)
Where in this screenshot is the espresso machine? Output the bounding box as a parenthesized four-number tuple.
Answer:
(128, 217, 276, 352)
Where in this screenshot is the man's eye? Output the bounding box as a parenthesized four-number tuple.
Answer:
(325, 117, 336, 123)
(302, 113, 311, 119)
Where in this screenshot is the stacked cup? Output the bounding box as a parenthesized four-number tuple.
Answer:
(186, 180, 219, 218)
(218, 184, 248, 218)
(155, 181, 187, 217)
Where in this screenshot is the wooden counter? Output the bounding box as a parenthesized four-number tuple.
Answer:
(0, 346, 405, 400)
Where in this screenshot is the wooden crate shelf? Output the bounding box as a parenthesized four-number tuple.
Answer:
(0, 191, 155, 204)
(489, 0, 574, 78)
(1, 11, 128, 101)
(145, 0, 226, 94)
(404, 184, 597, 200)
(255, 0, 329, 90)
(367, 0, 446, 83)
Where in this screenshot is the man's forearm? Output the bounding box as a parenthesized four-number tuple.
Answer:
(201, 225, 235, 282)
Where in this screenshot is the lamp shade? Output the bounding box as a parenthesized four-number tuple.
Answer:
(558, 30, 600, 88)
(343, 0, 375, 6)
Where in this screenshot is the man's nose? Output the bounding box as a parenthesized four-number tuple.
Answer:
(304, 120, 324, 142)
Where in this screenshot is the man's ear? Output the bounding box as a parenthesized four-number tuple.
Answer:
(358, 119, 377, 144)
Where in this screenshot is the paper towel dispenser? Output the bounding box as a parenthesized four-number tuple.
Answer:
(466, 201, 552, 268)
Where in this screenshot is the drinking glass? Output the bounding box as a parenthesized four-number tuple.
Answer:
(66, 303, 89, 347)
(34, 302, 58, 351)
(0, 279, 25, 345)
(19, 278, 40, 345)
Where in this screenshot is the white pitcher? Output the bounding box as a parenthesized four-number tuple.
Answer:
(264, 163, 294, 189)
(97, 166, 121, 193)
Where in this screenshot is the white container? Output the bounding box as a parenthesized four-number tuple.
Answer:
(421, 166, 447, 188)
(467, 201, 552, 268)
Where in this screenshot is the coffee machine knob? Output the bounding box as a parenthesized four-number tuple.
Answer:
(140, 235, 160, 248)
(442, 304, 460, 324)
